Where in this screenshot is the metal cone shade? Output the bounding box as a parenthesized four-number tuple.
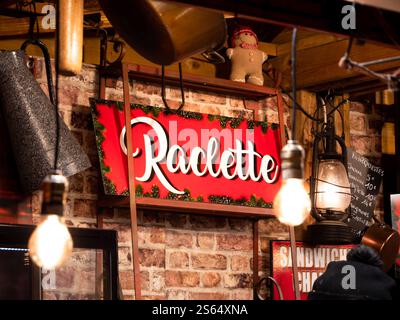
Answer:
(0, 50, 91, 193)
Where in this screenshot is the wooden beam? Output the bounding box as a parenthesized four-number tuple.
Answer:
(170, 0, 400, 48)
(100, 63, 279, 100)
(271, 39, 400, 90)
(98, 196, 275, 220)
(276, 33, 341, 56)
(0, 2, 111, 39)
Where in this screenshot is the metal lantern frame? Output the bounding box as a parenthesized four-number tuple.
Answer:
(308, 114, 353, 244)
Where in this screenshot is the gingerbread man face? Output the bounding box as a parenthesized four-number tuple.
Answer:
(231, 27, 259, 49)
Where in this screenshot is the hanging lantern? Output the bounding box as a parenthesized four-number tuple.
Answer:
(307, 119, 353, 244)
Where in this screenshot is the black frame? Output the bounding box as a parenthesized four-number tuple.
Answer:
(0, 223, 118, 300)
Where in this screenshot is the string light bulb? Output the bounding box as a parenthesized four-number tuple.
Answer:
(28, 171, 73, 269)
(273, 140, 311, 226)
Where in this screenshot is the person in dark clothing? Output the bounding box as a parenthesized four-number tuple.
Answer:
(308, 245, 396, 300)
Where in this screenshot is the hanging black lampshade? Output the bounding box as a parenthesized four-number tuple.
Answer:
(0, 50, 91, 194)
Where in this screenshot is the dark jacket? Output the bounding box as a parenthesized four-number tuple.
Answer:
(308, 245, 396, 300)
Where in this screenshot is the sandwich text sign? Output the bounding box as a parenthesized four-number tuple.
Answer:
(271, 241, 353, 300)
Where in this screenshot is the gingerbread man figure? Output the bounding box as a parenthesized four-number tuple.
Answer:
(226, 26, 268, 86)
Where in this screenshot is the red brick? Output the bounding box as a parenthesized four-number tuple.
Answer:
(166, 289, 187, 300)
(142, 295, 167, 300)
(118, 270, 150, 291)
(350, 101, 372, 114)
(259, 219, 288, 234)
(73, 199, 97, 218)
(134, 82, 161, 95)
(165, 213, 187, 228)
(231, 256, 250, 272)
(142, 211, 165, 225)
(118, 247, 132, 267)
(166, 231, 193, 248)
(168, 252, 189, 269)
(74, 269, 96, 292)
(104, 223, 131, 243)
(349, 113, 367, 133)
(84, 173, 98, 194)
(250, 255, 269, 270)
(350, 135, 374, 155)
(224, 273, 252, 288)
(189, 216, 226, 230)
(165, 271, 200, 287)
(191, 91, 227, 105)
(216, 234, 252, 251)
(55, 267, 75, 289)
(151, 271, 165, 292)
(149, 227, 166, 244)
(188, 292, 229, 300)
(191, 253, 227, 270)
(202, 272, 221, 287)
(196, 233, 215, 249)
(266, 96, 278, 111)
(68, 173, 84, 193)
(139, 249, 165, 268)
(228, 218, 252, 232)
(231, 290, 253, 300)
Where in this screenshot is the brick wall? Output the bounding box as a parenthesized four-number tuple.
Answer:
(29, 59, 290, 300)
(349, 100, 384, 219)
(1, 57, 388, 299)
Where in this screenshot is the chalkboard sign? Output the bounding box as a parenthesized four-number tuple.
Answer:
(347, 148, 384, 234)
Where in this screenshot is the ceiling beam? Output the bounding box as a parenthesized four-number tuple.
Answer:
(270, 39, 400, 91)
(169, 0, 400, 48)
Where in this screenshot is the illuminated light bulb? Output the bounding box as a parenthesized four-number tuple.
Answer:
(28, 215, 73, 269)
(315, 159, 351, 212)
(274, 178, 311, 226)
(273, 140, 311, 226)
(28, 171, 73, 269)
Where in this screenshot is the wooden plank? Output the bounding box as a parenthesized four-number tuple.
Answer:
(271, 39, 400, 90)
(122, 63, 142, 300)
(100, 63, 279, 100)
(170, 0, 400, 48)
(98, 197, 276, 220)
(0, 2, 111, 38)
(276, 33, 340, 56)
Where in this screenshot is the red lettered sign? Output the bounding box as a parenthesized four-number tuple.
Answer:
(271, 241, 354, 300)
(91, 99, 282, 208)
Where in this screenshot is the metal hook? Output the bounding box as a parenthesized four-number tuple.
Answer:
(161, 63, 185, 111)
(21, 38, 56, 105)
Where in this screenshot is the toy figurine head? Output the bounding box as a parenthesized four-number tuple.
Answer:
(230, 26, 259, 49)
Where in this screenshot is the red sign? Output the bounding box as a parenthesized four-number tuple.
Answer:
(271, 241, 354, 300)
(390, 194, 400, 268)
(91, 100, 282, 208)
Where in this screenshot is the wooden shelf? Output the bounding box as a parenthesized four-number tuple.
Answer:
(98, 196, 275, 220)
(99, 63, 279, 100)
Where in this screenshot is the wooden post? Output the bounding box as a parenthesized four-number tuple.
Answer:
(122, 63, 142, 300)
(276, 91, 286, 146)
(252, 219, 259, 298)
(59, 0, 84, 75)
